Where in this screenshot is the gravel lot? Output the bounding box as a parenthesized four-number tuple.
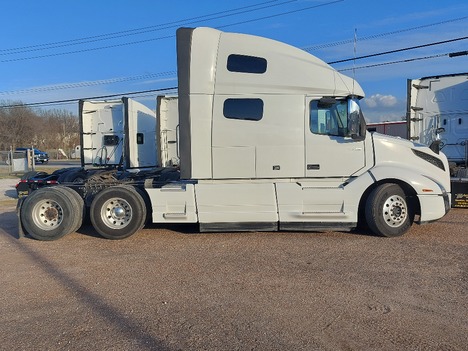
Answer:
(1, 178, 467, 350)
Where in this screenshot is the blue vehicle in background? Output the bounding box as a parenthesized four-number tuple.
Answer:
(15, 147, 49, 164)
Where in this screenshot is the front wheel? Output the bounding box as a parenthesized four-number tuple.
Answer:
(365, 183, 413, 237)
(90, 185, 147, 240)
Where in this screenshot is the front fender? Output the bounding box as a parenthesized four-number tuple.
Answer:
(369, 165, 446, 195)
(369, 165, 450, 222)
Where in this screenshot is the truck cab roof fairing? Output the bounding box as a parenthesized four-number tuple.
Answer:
(176, 27, 364, 98)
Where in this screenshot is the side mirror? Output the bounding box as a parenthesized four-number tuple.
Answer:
(429, 140, 441, 154)
(348, 98, 366, 141)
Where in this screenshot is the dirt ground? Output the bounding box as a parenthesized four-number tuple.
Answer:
(0, 178, 467, 350)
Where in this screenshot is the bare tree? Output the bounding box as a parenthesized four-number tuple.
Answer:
(0, 101, 79, 156)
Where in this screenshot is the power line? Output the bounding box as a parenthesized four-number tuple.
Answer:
(338, 53, 452, 72)
(0, 0, 296, 55)
(328, 36, 468, 64)
(303, 16, 467, 51)
(0, 71, 177, 95)
(339, 50, 468, 71)
(0, 87, 178, 109)
(0, 0, 343, 63)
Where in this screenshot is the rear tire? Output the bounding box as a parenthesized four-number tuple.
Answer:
(90, 185, 146, 240)
(54, 186, 85, 233)
(365, 183, 413, 237)
(21, 187, 78, 240)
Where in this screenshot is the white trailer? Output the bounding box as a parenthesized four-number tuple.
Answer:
(80, 97, 158, 169)
(407, 73, 468, 207)
(16, 96, 179, 190)
(407, 73, 468, 165)
(18, 27, 451, 240)
(156, 95, 179, 167)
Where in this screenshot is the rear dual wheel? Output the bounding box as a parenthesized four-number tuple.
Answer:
(90, 185, 147, 240)
(20, 186, 84, 241)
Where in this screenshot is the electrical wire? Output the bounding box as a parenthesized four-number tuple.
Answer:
(338, 53, 452, 72)
(0, 71, 177, 95)
(303, 16, 467, 51)
(0, 0, 343, 62)
(328, 36, 468, 64)
(0, 0, 296, 55)
(0, 87, 178, 109)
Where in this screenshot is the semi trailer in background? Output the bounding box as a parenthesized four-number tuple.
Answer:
(407, 73, 468, 208)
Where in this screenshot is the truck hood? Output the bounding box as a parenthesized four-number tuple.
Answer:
(371, 132, 414, 148)
(370, 132, 451, 194)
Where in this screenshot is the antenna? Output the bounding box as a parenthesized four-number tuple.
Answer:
(352, 28, 357, 95)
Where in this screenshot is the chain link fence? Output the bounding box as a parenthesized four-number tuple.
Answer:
(0, 149, 35, 173)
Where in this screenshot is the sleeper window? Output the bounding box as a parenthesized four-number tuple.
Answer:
(223, 98, 264, 121)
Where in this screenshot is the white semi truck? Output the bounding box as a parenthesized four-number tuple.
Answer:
(407, 73, 468, 207)
(18, 27, 451, 240)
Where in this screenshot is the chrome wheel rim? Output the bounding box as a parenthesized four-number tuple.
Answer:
(100, 197, 132, 229)
(383, 194, 407, 228)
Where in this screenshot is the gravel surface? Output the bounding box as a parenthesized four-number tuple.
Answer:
(1, 178, 467, 350)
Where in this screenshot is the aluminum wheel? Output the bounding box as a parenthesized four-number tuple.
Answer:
(31, 199, 64, 231)
(365, 183, 413, 237)
(90, 185, 147, 240)
(100, 197, 133, 229)
(382, 194, 407, 228)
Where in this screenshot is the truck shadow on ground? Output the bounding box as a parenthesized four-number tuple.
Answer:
(76, 222, 200, 239)
(2, 206, 377, 241)
(0, 210, 18, 239)
(2, 228, 172, 351)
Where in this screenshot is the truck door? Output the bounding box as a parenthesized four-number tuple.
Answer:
(305, 97, 366, 177)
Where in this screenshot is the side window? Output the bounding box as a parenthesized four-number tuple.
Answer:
(223, 98, 264, 121)
(227, 54, 267, 74)
(310, 100, 348, 136)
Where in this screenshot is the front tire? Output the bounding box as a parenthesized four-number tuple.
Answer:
(21, 187, 79, 240)
(90, 185, 146, 240)
(365, 183, 413, 237)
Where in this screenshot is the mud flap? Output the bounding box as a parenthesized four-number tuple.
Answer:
(16, 197, 25, 239)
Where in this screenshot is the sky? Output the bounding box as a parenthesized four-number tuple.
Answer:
(0, 0, 467, 122)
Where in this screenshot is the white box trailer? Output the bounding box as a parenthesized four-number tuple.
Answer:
(156, 95, 179, 167)
(18, 27, 451, 240)
(80, 97, 159, 169)
(407, 73, 468, 164)
(407, 73, 468, 207)
(16, 96, 179, 196)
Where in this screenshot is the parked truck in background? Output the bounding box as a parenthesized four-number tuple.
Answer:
(16, 96, 179, 196)
(407, 73, 468, 208)
(17, 27, 451, 241)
